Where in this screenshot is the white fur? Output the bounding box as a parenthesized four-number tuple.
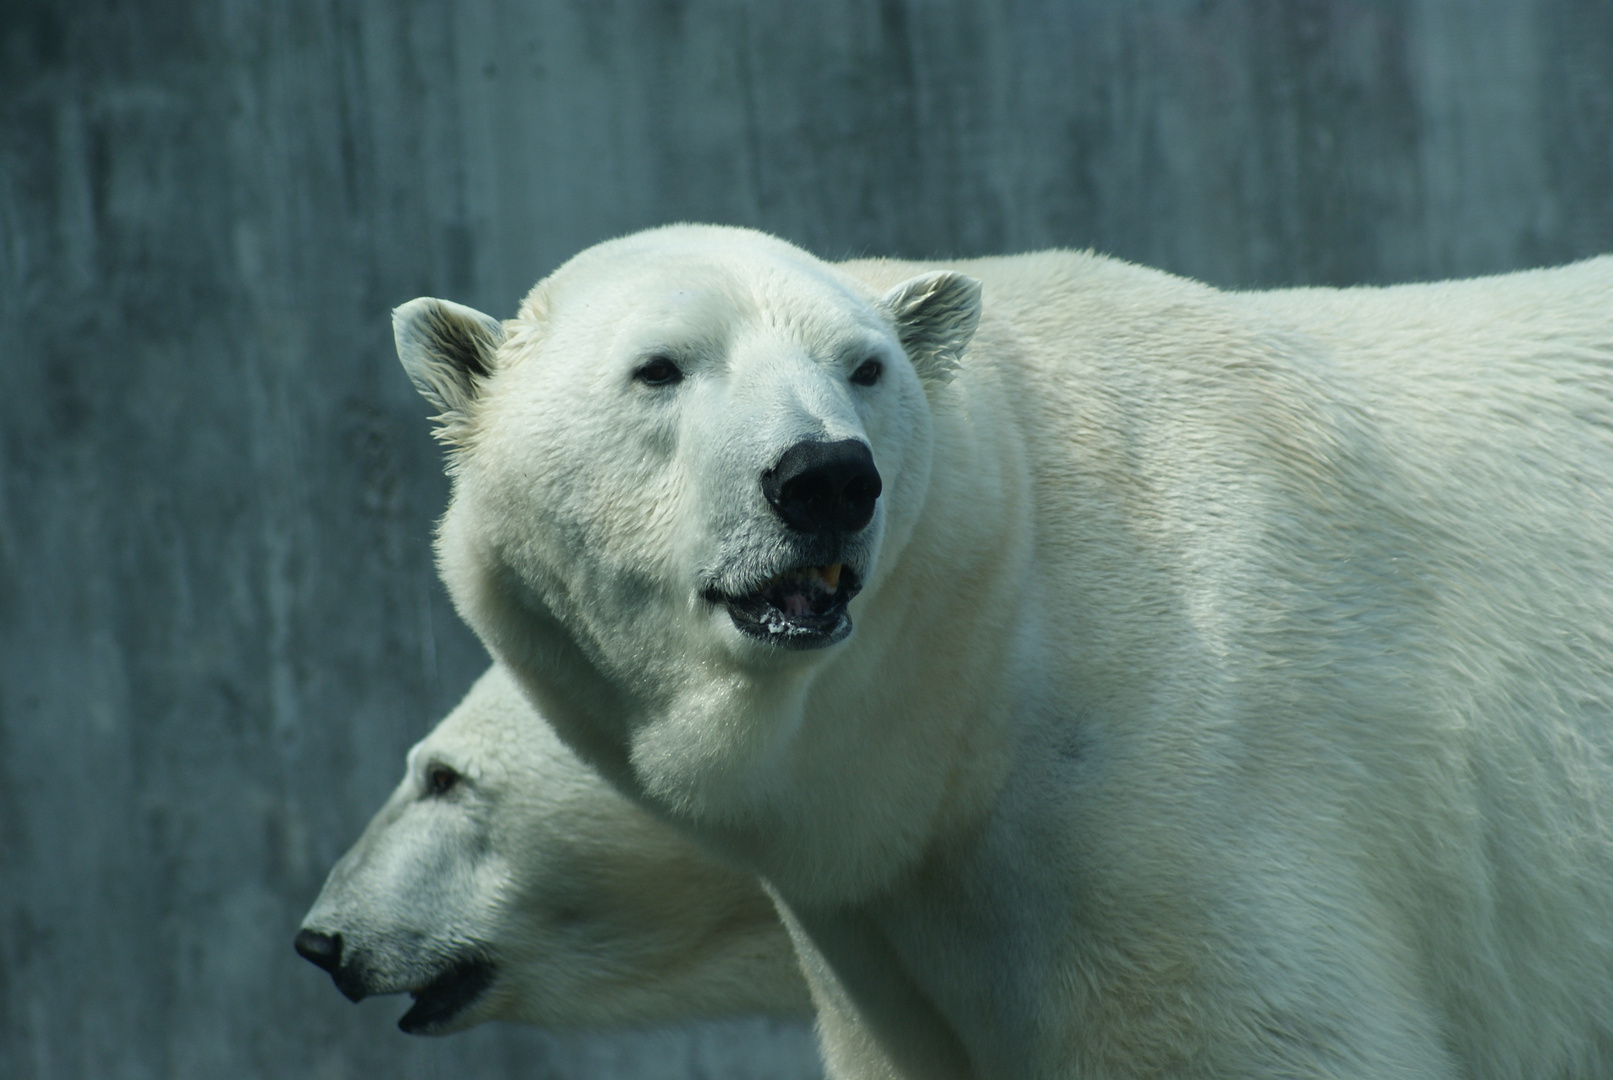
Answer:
(298, 663, 811, 1033)
(398, 225, 1613, 1078)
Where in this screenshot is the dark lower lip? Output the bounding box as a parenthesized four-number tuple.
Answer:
(397, 958, 495, 1035)
(727, 597, 854, 649)
(711, 568, 862, 650)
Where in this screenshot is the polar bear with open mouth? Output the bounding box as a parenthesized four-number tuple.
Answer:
(395, 225, 1613, 1078)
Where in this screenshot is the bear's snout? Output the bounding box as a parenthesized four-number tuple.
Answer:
(761, 439, 881, 535)
(294, 927, 343, 974)
(295, 926, 372, 1002)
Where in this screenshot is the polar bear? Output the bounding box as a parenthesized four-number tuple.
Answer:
(295, 663, 811, 1034)
(394, 225, 1613, 1078)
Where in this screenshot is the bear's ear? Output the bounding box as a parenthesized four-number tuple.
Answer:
(392, 298, 507, 444)
(879, 271, 982, 388)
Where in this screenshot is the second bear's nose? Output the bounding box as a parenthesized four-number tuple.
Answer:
(294, 928, 343, 973)
(762, 439, 882, 534)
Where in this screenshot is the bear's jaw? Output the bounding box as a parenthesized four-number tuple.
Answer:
(707, 562, 861, 650)
(397, 955, 496, 1035)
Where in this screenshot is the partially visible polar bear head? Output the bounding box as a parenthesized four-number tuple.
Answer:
(295, 664, 810, 1034)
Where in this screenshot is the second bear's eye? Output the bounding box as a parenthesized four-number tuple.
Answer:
(850, 359, 883, 386)
(426, 765, 460, 796)
(633, 356, 684, 387)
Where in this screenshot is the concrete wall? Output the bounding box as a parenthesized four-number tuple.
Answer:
(1, 1, 1609, 1077)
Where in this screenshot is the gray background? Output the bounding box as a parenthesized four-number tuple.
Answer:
(2, 1, 1611, 1077)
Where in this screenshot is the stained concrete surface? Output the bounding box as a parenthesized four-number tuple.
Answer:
(1, 2, 1609, 1077)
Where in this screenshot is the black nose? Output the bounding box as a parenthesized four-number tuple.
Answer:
(295, 928, 343, 973)
(762, 439, 882, 534)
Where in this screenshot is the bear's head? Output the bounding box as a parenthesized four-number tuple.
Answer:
(295, 664, 809, 1033)
(395, 226, 980, 814)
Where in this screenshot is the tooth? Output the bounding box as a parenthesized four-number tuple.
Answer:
(821, 563, 842, 590)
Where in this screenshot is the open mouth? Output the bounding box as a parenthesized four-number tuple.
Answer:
(711, 563, 862, 649)
(397, 957, 495, 1035)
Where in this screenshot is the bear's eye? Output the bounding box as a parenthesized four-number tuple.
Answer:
(850, 358, 883, 387)
(426, 765, 461, 796)
(633, 355, 684, 387)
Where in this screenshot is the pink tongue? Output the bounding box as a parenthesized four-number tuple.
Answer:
(782, 592, 814, 617)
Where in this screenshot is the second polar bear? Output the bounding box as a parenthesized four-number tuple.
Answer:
(296, 663, 811, 1034)
(395, 226, 1613, 1078)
